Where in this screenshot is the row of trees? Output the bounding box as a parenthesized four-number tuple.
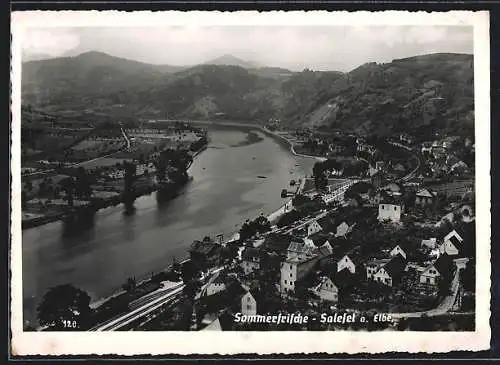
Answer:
(239, 215, 272, 241)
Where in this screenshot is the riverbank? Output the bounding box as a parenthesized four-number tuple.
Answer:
(185, 120, 325, 162)
(22, 142, 208, 230)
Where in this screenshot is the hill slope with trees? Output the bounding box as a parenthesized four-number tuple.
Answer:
(22, 52, 474, 136)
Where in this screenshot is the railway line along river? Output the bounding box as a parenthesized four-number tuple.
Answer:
(22, 124, 317, 327)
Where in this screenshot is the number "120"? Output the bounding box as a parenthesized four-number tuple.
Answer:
(62, 320, 78, 328)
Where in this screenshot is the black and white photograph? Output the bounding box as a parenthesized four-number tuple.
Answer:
(10, 10, 490, 355)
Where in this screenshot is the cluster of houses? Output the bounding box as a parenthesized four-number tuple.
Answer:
(186, 132, 475, 329)
(188, 212, 473, 331)
(420, 137, 472, 177)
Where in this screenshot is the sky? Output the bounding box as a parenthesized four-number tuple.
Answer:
(21, 26, 473, 72)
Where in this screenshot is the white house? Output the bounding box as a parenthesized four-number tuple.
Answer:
(415, 188, 436, 206)
(421, 142, 433, 154)
(335, 221, 352, 238)
(365, 259, 390, 280)
(372, 256, 406, 287)
(317, 276, 339, 303)
(240, 291, 257, 316)
(337, 254, 356, 274)
(378, 203, 403, 223)
(307, 220, 323, 236)
(390, 245, 407, 259)
(440, 230, 464, 256)
(419, 254, 453, 286)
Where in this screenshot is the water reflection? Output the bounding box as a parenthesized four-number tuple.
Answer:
(123, 202, 137, 216)
(61, 209, 97, 238)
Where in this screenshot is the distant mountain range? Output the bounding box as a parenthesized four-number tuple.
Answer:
(203, 54, 262, 69)
(21, 51, 474, 137)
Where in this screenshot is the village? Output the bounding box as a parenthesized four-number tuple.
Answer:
(150, 130, 476, 332)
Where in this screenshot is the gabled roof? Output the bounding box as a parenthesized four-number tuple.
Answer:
(416, 188, 436, 198)
(334, 267, 355, 283)
(381, 255, 406, 278)
(448, 235, 463, 250)
(365, 258, 390, 268)
(444, 229, 464, 243)
(319, 274, 340, 289)
(314, 242, 333, 258)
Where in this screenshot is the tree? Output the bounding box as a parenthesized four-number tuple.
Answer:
(75, 166, 92, 199)
(37, 284, 92, 330)
(59, 177, 75, 207)
(123, 161, 137, 204)
(312, 161, 327, 191)
(122, 277, 136, 292)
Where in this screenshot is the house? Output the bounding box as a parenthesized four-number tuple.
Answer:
(307, 220, 323, 236)
(248, 236, 266, 248)
(375, 161, 385, 171)
(378, 201, 404, 223)
(421, 142, 433, 155)
(372, 255, 406, 287)
(451, 161, 468, 175)
(316, 275, 339, 303)
(335, 221, 354, 238)
(432, 147, 446, 159)
(189, 238, 223, 269)
(205, 271, 227, 296)
(365, 258, 390, 280)
(286, 237, 317, 260)
(313, 240, 334, 259)
(419, 253, 454, 286)
(440, 229, 464, 256)
(390, 244, 407, 259)
(337, 254, 357, 274)
(393, 163, 406, 173)
(400, 133, 414, 145)
(415, 188, 437, 207)
(241, 247, 261, 275)
(238, 290, 257, 316)
(280, 255, 319, 293)
(421, 237, 437, 249)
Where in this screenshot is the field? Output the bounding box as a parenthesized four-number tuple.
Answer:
(77, 157, 133, 170)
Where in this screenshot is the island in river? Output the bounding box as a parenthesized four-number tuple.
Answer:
(22, 123, 317, 328)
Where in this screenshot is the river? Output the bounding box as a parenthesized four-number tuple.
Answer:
(22, 124, 317, 327)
